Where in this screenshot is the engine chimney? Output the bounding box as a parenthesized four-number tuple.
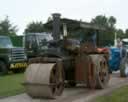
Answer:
(52, 13, 61, 40)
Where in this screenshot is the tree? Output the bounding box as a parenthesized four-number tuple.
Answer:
(24, 21, 45, 33)
(108, 16, 116, 28)
(116, 29, 124, 38)
(91, 15, 117, 46)
(125, 29, 128, 38)
(91, 15, 108, 28)
(0, 16, 17, 36)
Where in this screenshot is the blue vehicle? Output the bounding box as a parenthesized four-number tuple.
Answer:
(109, 47, 121, 71)
(109, 47, 128, 77)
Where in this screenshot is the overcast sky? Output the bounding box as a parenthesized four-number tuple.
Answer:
(0, 0, 127, 35)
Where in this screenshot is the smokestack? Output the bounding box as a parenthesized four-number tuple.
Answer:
(52, 13, 61, 40)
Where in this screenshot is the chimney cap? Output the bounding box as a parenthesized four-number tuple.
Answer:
(52, 13, 61, 17)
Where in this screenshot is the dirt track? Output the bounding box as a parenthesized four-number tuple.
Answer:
(0, 72, 128, 102)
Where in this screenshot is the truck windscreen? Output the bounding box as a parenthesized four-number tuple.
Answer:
(123, 41, 128, 48)
(25, 35, 37, 49)
(0, 37, 13, 48)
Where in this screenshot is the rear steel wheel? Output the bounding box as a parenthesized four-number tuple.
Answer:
(87, 55, 110, 89)
(95, 55, 110, 89)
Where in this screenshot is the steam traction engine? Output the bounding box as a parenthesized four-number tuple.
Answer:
(23, 13, 110, 98)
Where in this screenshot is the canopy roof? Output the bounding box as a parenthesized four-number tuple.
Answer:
(44, 18, 105, 31)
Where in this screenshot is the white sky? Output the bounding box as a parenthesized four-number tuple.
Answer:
(0, 0, 127, 35)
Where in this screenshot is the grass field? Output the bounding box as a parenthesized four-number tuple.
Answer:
(0, 73, 25, 97)
(95, 85, 128, 102)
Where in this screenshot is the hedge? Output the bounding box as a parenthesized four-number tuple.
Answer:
(10, 36, 23, 47)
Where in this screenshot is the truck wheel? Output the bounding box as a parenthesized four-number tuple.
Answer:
(120, 58, 128, 77)
(0, 61, 8, 75)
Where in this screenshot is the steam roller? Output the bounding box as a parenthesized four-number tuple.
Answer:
(23, 13, 110, 99)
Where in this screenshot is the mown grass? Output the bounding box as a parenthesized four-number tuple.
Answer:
(0, 73, 25, 97)
(95, 85, 128, 102)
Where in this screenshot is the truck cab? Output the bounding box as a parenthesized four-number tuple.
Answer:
(24, 33, 53, 58)
(0, 36, 27, 75)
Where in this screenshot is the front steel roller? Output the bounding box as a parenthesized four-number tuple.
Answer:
(23, 61, 64, 98)
(87, 55, 110, 89)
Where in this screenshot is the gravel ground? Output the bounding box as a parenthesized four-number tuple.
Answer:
(0, 72, 128, 102)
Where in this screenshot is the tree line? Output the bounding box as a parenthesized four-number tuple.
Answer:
(0, 16, 17, 36)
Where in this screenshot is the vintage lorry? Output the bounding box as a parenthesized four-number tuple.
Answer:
(0, 35, 27, 75)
